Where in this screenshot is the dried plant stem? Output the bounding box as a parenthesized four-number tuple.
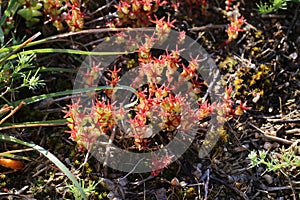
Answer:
(248, 123, 293, 145)
(103, 125, 117, 177)
(0, 101, 25, 126)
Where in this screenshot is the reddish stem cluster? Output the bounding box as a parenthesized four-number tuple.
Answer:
(221, 1, 246, 47)
(64, 13, 250, 176)
(150, 16, 175, 43)
(113, 0, 167, 27)
(225, 0, 233, 11)
(226, 16, 245, 41)
(43, 0, 64, 30)
(64, 64, 123, 150)
(44, 0, 84, 31)
(65, 0, 84, 31)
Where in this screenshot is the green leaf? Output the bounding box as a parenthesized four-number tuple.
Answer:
(0, 134, 88, 200)
(0, 0, 19, 26)
(0, 0, 20, 44)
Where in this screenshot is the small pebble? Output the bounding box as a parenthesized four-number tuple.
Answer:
(264, 142, 272, 150)
(257, 167, 265, 174)
(255, 132, 260, 138)
(170, 177, 180, 187)
(289, 52, 297, 60)
(272, 142, 280, 149)
(252, 93, 260, 103)
(263, 174, 273, 184)
(180, 181, 187, 187)
(270, 130, 277, 136)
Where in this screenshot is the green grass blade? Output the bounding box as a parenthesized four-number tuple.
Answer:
(0, 27, 154, 54)
(3, 86, 137, 107)
(0, 28, 4, 46)
(0, 134, 88, 200)
(0, 119, 67, 131)
(38, 67, 78, 74)
(0, 32, 41, 64)
(6, 48, 132, 60)
(0, 153, 31, 161)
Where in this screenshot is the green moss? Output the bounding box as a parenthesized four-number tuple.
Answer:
(98, 192, 107, 199)
(0, 181, 7, 187)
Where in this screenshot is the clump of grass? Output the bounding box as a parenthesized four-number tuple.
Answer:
(248, 143, 300, 174)
(257, 0, 300, 14)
